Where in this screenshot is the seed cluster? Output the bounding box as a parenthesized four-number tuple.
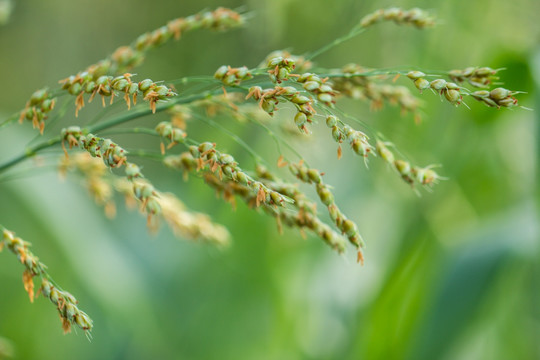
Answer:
(70, 8, 245, 79)
(17, 8, 243, 134)
(288, 162, 365, 254)
(18, 88, 56, 134)
(296, 72, 337, 107)
(214, 65, 253, 86)
(61, 128, 128, 168)
(267, 56, 296, 83)
(407, 71, 464, 106)
(61, 128, 165, 225)
(164, 143, 292, 207)
(1, 229, 92, 334)
(129, 179, 162, 225)
(360, 7, 435, 28)
(59, 73, 176, 116)
(260, 50, 312, 73)
(376, 141, 442, 187)
(255, 165, 348, 253)
(325, 115, 374, 161)
(135, 7, 244, 54)
(40, 278, 93, 334)
(470, 88, 520, 108)
(155, 121, 187, 153)
(246, 85, 316, 133)
(60, 153, 229, 245)
(448, 67, 500, 88)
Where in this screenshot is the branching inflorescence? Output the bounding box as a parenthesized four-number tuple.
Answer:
(0, 227, 93, 336)
(0, 6, 526, 336)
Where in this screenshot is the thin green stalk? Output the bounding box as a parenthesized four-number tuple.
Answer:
(305, 26, 366, 61)
(100, 127, 159, 137)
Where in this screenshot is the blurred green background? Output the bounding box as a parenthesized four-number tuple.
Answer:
(0, 0, 539, 359)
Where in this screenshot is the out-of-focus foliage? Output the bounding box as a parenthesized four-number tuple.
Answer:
(0, 0, 538, 359)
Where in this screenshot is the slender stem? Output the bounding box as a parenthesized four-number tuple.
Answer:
(100, 127, 158, 137)
(305, 26, 366, 61)
(0, 137, 62, 173)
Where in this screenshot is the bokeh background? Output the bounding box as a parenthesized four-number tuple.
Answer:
(0, 0, 539, 359)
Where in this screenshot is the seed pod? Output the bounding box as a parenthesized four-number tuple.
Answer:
(394, 160, 411, 175)
(317, 93, 333, 104)
(307, 169, 321, 184)
(316, 184, 334, 206)
(328, 204, 340, 223)
(219, 153, 234, 165)
(473, 90, 490, 98)
(68, 82, 82, 95)
(351, 139, 371, 157)
(297, 73, 313, 82)
(125, 163, 143, 179)
(235, 171, 249, 185)
(127, 83, 139, 95)
(420, 168, 437, 185)
(267, 56, 283, 67)
(375, 141, 394, 164)
(171, 129, 186, 142)
(74, 311, 93, 331)
(331, 126, 343, 143)
(407, 71, 425, 80)
(261, 100, 276, 114)
(64, 303, 77, 319)
(294, 112, 307, 128)
(146, 197, 161, 215)
(198, 142, 214, 153)
(281, 86, 297, 95)
(326, 115, 337, 128)
(303, 81, 320, 91)
(84, 81, 96, 93)
(41, 99, 55, 112)
(270, 191, 283, 205)
(112, 79, 129, 91)
(429, 79, 447, 91)
(498, 97, 517, 107)
(153, 85, 169, 97)
(291, 95, 310, 105)
(49, 288, 60, 305)
(138, 79, 154, 91)
(222, 164, 234, 177)
(96, 76, 111, 86)
(277, 67, 289, 80)
(490, 87, 510, 101)
(341, 219, 357, 237)
(414, 78, 430, 91)
(444, 89, 460, 104)
(30, 89, 49, 104)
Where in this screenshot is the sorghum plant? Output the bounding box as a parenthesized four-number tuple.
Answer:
(0, 6, 526, 337)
